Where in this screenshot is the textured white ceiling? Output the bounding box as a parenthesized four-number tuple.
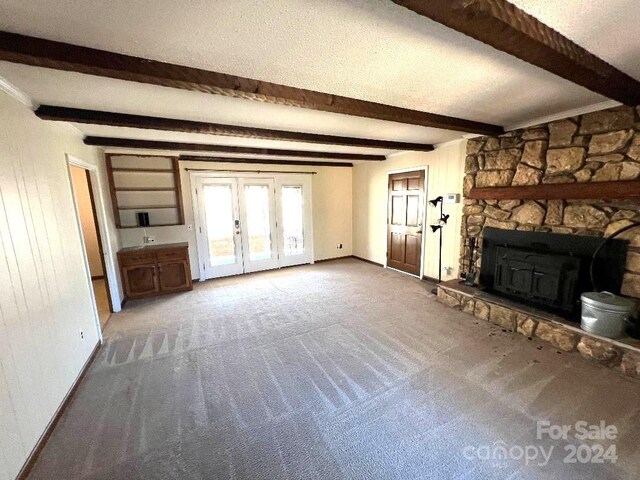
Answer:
(511, 0, 640, 79)
(0, 0, 638, 154)
(0, 63, 458, 149)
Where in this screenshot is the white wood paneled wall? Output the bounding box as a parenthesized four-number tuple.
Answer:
(352, 140, 466, 281)
(0, 91, 119, 480)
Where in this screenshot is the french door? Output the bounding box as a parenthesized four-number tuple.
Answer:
(194, 174, 313, 279)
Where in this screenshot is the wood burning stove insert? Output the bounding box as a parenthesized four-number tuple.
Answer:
(479, 228, 627, 318)
(494, 246, 580, 313)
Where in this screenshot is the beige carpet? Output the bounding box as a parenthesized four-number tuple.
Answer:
(28, 258, 640, 479)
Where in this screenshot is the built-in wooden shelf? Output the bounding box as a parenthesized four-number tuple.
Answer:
(106, 154, 185, 229)
(468, 180, 640, 201)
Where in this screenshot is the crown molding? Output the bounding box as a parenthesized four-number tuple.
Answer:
(0, 74, 33, 107)
(0, 74, 85, 138)
(504, 101, 621, 131)
(433, 137, 466, 149)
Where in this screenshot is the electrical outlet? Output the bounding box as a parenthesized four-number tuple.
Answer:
(337, 243, 343, 249)
(79, 329, 84, 340)
(144, 235, 156, 244)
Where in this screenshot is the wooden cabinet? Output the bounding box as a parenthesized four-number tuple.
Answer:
(118, 243, 192, 300)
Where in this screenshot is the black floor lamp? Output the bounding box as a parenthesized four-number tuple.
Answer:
(429, 196, 449, 294)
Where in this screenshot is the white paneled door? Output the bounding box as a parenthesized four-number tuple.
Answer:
(194, 174, 313, 279)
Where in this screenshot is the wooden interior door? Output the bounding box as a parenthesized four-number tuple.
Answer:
(387, 170, 425, 276)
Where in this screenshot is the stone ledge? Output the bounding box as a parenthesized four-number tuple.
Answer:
(436, 281, 640, 381)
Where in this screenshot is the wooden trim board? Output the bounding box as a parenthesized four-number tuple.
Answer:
(36, 106, 436, 152)
(180, 156, 353, 168)
(0, 31, 502, 134)
(468, 180, 640, 201)
(351, 255, 384, 267)
(86, 137, 385, 161)
(391, 0, 640, 105)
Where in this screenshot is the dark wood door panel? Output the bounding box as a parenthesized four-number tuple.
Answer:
(387, 170, 425, 276)
(389, 233, 405, 263)
(158, 260, 192, 291)
(404, 235, 421, 269)
(407, 177, 421, 190)
(406, 195, 420, 226)
(120, 251, 156, 266)
(391, 195, 406, 225)
(156, 248, 189, 261)
(391, 179, 407, 191)
(123, 265, 159, 297)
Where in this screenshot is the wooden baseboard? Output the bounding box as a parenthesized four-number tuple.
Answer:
(422, 275, 440, 283)
(314, 255, 352, 263)
(351, 255, 384, 267)
(17, 340, 102, 480)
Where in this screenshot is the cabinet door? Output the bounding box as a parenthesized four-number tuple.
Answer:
(123, 264, 159, 298)
(158, 261, 191, 292)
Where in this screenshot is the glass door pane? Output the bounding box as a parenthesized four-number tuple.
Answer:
(244, 185, 272, 261)
(238, 178, 279, 273)
(203, 184, 236, 266)
(196, 178, 243, 279)
(281, 186, 304, 256)
(276, 176, 313, 268)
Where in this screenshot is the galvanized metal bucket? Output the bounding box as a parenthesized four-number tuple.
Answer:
(580, 292, 634, 339)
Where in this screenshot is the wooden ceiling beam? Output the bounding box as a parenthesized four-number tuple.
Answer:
(37, 105, 434, 151)
(0, 30, 503, 135)
(179, 155, 352, 168)
(392, 0, 640, 105)
(83, 137, 385, 161)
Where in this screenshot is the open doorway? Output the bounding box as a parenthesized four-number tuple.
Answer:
(69, 164, 113, 329)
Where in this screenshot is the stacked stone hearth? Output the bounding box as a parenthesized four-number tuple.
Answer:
(462, 105, 640, 299)
(436, 105, 640, 381)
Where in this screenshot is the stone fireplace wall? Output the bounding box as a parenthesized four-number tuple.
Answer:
(462, 105, 640, 299)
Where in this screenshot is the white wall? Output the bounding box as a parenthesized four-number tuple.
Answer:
(119, 159, 354, 273)
(70, 166, 104, 277)
(0, 90, 119, 480)
(352, 140, 466, 281)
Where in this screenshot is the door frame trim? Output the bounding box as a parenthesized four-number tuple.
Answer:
(190, 170, 314, 281)
(384, 166, 429, 279)
(65, 154, 120, 342)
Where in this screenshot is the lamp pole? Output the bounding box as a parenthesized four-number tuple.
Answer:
(429, 196, 447, 294)
(438, 200, 443, 284)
